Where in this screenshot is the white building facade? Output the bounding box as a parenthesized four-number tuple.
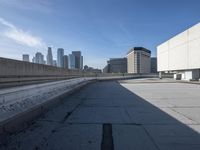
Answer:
(157, 23, 200, 80)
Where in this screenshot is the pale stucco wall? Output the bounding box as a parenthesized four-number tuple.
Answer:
(157, 23, 200, 72)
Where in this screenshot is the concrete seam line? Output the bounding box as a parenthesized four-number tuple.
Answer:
(141, 125, 161, 150)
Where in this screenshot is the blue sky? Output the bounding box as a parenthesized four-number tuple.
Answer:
(0, 0, 200, 68)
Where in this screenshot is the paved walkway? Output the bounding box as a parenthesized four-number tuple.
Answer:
(2, 80, 200, 150)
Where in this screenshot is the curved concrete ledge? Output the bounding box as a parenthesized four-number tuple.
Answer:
(0, 78, 95, 137)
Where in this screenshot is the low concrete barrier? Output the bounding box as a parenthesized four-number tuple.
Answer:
(97, 73, 173, 81)
(0, 57, 84, 76)
(0, 57, 95, 88)
(0, 78, 95, 139)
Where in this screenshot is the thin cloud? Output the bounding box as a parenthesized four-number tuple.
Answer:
(0, 17, 46, 48)
(0, 18, 15, 28)
(0, 0, 52, 13)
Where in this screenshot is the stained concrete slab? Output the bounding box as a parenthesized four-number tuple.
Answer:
(113, 125, 158, 150)
(171, 108, 200, 124)
(67, 107, 130, 124)
(38, 97, 83, 122)
(144, 124, 200, 150)
(82, 98, 116, 107)
(126, 107, 197, 125)
(3, 121, 60, 150)
(38, 124, 102, 150)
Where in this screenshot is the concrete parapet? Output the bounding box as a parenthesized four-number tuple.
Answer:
(0, 57, 172, 88)
(0, 57, 96, 88)
(0, 57, 82, 76)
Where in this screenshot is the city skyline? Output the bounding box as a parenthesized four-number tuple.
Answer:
(22, 48, 84, 70)
(0, 0, 200, 69)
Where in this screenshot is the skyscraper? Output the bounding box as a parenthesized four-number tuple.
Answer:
(71, 51, 83, 69)
(80, 56, 83, 70)
(57, 48, 64, 67)
(63, 55, 68, 69)
(72, 51, 81, 69)
(35, 52, 44, 64)
(47, 47, 53, 66)
(32, 57, 36, 63)
(53, 60, 57, 67)
(22, 54, 29, 62)
(68, 54, 75, 69)
(151, 57, 157, 73)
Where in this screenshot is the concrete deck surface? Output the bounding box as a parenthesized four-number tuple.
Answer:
(1, 78, 200, 150)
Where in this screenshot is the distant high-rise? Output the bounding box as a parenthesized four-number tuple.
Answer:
(72, 51, 83, 69)
(53, 60, 57, 67)
(151, 57, 157, 73)
(80, 56, 83, 70)
(68, 54, 75, 69)
(35, 52, 44, 64)
(22, 54, 29, 62)
(47, 47, 53, 66)
(63, 55, 68, 69)
(32, 57, 36, 63)
(57, 48, 64, 67)
(72, 51, 81, 69)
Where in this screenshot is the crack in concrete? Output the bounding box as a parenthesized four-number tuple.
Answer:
(170, 108, 198, 124)
(60, 97, 87, 124)
(141, 125, 161, 150)
(60, 112, 72, 123)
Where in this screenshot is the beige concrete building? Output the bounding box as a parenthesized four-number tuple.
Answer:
(127, 47, 151, 73)
(157, 23, 200, 80)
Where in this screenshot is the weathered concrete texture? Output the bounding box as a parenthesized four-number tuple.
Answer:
(0, 78, 95, 135)
(0, 78, 92, 121)
(2, 79, 200, 149)
(0, 57, 167, 88)
(0, 57, 83, 76)
(113, 125, 158, 150)
(38, 124, 102, 150)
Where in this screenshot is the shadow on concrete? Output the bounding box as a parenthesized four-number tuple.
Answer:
(118, 81, 200, 149)
(1, 80, 200, 150)
(78, 81, 200, 150)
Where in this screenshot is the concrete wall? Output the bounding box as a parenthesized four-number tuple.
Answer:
(157, 22, 200, 72)
(0, 57, 96, 87)
(0, 57, 83, 76)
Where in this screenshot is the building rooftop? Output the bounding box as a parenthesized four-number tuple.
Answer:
(109, 58, 127, 61)
(127, 47, 151, 55)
